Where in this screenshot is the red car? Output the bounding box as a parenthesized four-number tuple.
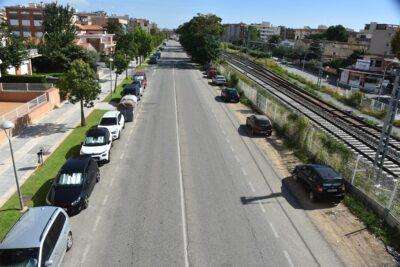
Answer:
(207, 67, 218, 79)
(246, 115, 272, 136)
(134, 71, 147, 89)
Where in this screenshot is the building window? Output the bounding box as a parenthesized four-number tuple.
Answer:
(35, 31, 43, 37)
(21, 11, 29, 15)
(21, 20, 30, 26)
(375, 60, 382, 68)
(23, 31, 31, 37)
(34, 20, 42, 26)
(9, 19, 19, 26)
(12, 31, 20, 36)
(8, 11, 17, 14)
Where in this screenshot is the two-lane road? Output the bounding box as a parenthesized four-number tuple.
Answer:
(63, 41, 342, 266)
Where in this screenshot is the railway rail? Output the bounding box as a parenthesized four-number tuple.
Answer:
(223, 52, 400, 179)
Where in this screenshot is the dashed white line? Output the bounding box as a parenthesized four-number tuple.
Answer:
(241, 167, 248, 176)
(258, 200, 266, 213)
(234, 154, 240, 162)
(109, 176, 115, 186)
(230, 145, 235, 152)
(120, 153, 125, 160)
(129, 128, 134, 135)
(269, 222, 279, 238)
(81, 244, 91, 264)
(283, 250, 294, 267)
(222, 130, 226, 136)
(248, 181, 255, 192)
(102, 195, 109, 205)
(226, 138, 230, 144)
(92, 216, 101, 232)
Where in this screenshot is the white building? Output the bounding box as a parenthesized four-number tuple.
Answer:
(251, 21, 280, 43)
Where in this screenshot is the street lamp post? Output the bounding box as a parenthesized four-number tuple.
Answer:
(109, 57, 114, 96)
(1, 121, 26, 212)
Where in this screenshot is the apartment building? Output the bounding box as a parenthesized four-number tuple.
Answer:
(128, 18, 156, 33)
(5, 3, 44, 39)
(75, 24, 115, 55)
(279, 26, 295, 40)
(0, 9, 6, 24)
(293, 27, 326, 40)
(251, 22, 280, 42)
(222, 23, 247, 43)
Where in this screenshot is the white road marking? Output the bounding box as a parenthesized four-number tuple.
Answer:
(92, 216, 101, 232)
(269, 222, 279, 238)
(258, 200, 266, 213)
(173, 64, 190, 267)
(234, 154, 240, 163)
(283, 250, 294, 267)
(222, 130, 226, 136)
(81, 244, 91, 264)
(102, 195, 109, 205)
(248, 181, 255, 192)
(120, 153, 125, 160)
(154, 69, 157, 74)
(226, 138, 230, 144)
(241, 167, 248, 176)
(230, 145, 235, 152)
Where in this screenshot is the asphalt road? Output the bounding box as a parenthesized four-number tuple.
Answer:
(62, 41, 343, 267)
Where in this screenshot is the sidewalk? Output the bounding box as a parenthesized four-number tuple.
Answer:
(0, 69, 132, 207)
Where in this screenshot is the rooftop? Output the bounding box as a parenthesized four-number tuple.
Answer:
(76, 24, 104, 31)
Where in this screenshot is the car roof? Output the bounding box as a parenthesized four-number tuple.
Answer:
(225, 88, 237, 91)
(135, 71, 146, 76)
(215, 75, 225, 78)
(0, 207, 60, 249)
(254, 115, 270, 121)
(87, 126, 109, 136)
(61, 155, 91, 173)
(102, 111, 119, 118)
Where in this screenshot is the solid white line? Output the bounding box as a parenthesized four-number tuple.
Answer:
(241, 167, 248, 176)
(258, 200, 266, 213)
(81, 244, 91, 264)
(173, 64, 190, 267)
(269, 222, 279, 238)
(102, 195, 109, 205)
(109, 176, 115, 186)
(283, 250, 294, 267)
(92, 216, 101, 232)
(248, 181, 255, 192)
(120, 153, 124, 160)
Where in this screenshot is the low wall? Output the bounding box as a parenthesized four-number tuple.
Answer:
(0, 91, 43, 102)
(0, 88, 61, 144)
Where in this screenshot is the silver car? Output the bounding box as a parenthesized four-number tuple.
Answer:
(212, 75, 227, 86)
(0, 207, 72, 267)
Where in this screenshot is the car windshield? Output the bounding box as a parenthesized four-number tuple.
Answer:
(256, 119, 270, 126)
(57, 172, 84, 185)
(84, 135, 106, 146)
(226, 89, 237, 95)
(216, 76, 225, 80)
(100, 117, 117, 126)
(314, 167, 341, 182)
(0, 248, 39, 267)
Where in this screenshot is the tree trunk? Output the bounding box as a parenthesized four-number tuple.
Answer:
(80, 99, 86, 126)
(114, 73, 118, 93)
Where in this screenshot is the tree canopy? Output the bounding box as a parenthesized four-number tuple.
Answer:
(106, 20, 124, 42)
(0, 24, 27, 75)
(325, 25, 349, 42)
(391, 28, 400, 59)
(177, 13, 223, 64)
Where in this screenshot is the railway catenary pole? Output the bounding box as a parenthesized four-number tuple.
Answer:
(374, 70, 400, 180)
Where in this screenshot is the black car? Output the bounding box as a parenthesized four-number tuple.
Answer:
(221, 88, 240, 103)
(246, 115, 272, 136)
(46, 156, 100, 214)
(148, 56, 158, 64)
(121, 84, 141, 100)
(292, 164, 345, 202)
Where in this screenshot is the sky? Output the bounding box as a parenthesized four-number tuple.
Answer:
(1, 0, 399, 30)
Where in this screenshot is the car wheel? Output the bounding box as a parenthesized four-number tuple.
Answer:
(309, 191, 316, 202)
(96, 171, 100, 183)
(251, 128, 255, 136)
(66, 231, 73, 251)
(83, 196, 89, 209)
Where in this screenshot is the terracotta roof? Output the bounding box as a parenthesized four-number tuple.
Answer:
(76, 24, 104, 31)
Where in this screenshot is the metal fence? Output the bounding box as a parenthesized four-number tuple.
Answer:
(220, 65, 400, 227)
(0, 93, 48, 124)
(0, 83, 54, 91)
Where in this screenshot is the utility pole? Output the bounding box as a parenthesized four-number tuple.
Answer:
(317, 61, 323, 89)
(374, 70, 400, 180)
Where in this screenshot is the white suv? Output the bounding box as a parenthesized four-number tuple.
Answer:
(98, 111, 125, 140)
(80, 127, 112, 163)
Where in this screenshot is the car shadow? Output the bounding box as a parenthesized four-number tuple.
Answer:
(65, 144, 81, 160)
(215, 96, 224, 102)
(31, 178, 54, 206)
(237, 124, 266, 138)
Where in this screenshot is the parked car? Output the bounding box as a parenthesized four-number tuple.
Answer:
(134, 71, 147, 89)
(154, 51, 161, 59)
(246, 115, 272, 136)
(207, 67, 218, 78)
(98, 111, 125, 140)
(292, 164, 346, 202)
(46, 156, 100, 213)
(0, 207, 72, 267)
(212, 75, 227, 86)
(122, 84, 141, 101)
(132, 80, 144, 95)
(80, 127, 112, 163)
(118, 95, 137, 122)
(149, 56, 158, 64)
(221, 88, 240, 103)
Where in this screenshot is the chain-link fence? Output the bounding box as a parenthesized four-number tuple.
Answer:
(220, 65, 400, 226)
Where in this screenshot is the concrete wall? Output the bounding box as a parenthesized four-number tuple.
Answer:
(0, 90, 43, 102)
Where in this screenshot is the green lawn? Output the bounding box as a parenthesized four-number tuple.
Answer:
(0, 109, 107, 240)
(103, 76, 132, 103)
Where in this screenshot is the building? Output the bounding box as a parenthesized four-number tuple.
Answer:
(75, 24, 115, 55)
(76, 11, 107, 25)
(108, 15, 129, 27)
(355, 22, 399, 56)
(293, 27, 326, 40)
(5, 3, 44, 39)
(222, 23, 247, 43)
(251, 22, 280, 42)
(128, 18, 157, 33)
(279, 26, 295, 40)
(0, 9, 6, 24)
(4, 49, 41, 76)
(322, 41, 368, 59)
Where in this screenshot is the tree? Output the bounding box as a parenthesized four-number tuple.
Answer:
(113, 51, 129, 92)
(0, 24, 27, 75)
(106, 20, 123, 42)
(325, 25, 349, 42)
(307, 41, 323, 60)
(134, 27, 152, 62)
(116, 32, 137, 59)
(246, 26, 261, 43)
(58, 60, 101, 126)
(391, 28, 400, 59)
(268, 35, 282, 45)
(203, 35, 222, 63)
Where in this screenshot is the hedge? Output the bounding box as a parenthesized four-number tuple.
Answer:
(0, 74, 47, 83)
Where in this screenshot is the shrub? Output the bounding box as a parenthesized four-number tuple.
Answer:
(0, 74, 47, 83)
(228, 73, 239, 88)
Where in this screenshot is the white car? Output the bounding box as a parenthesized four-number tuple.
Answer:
(98, 111, 125, 140)
(80, 127, 112, 162)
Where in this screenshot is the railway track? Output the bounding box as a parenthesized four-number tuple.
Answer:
(223, 52, 400, 179)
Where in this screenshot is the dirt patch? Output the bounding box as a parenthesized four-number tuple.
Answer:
(227, 99, 396, 267)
